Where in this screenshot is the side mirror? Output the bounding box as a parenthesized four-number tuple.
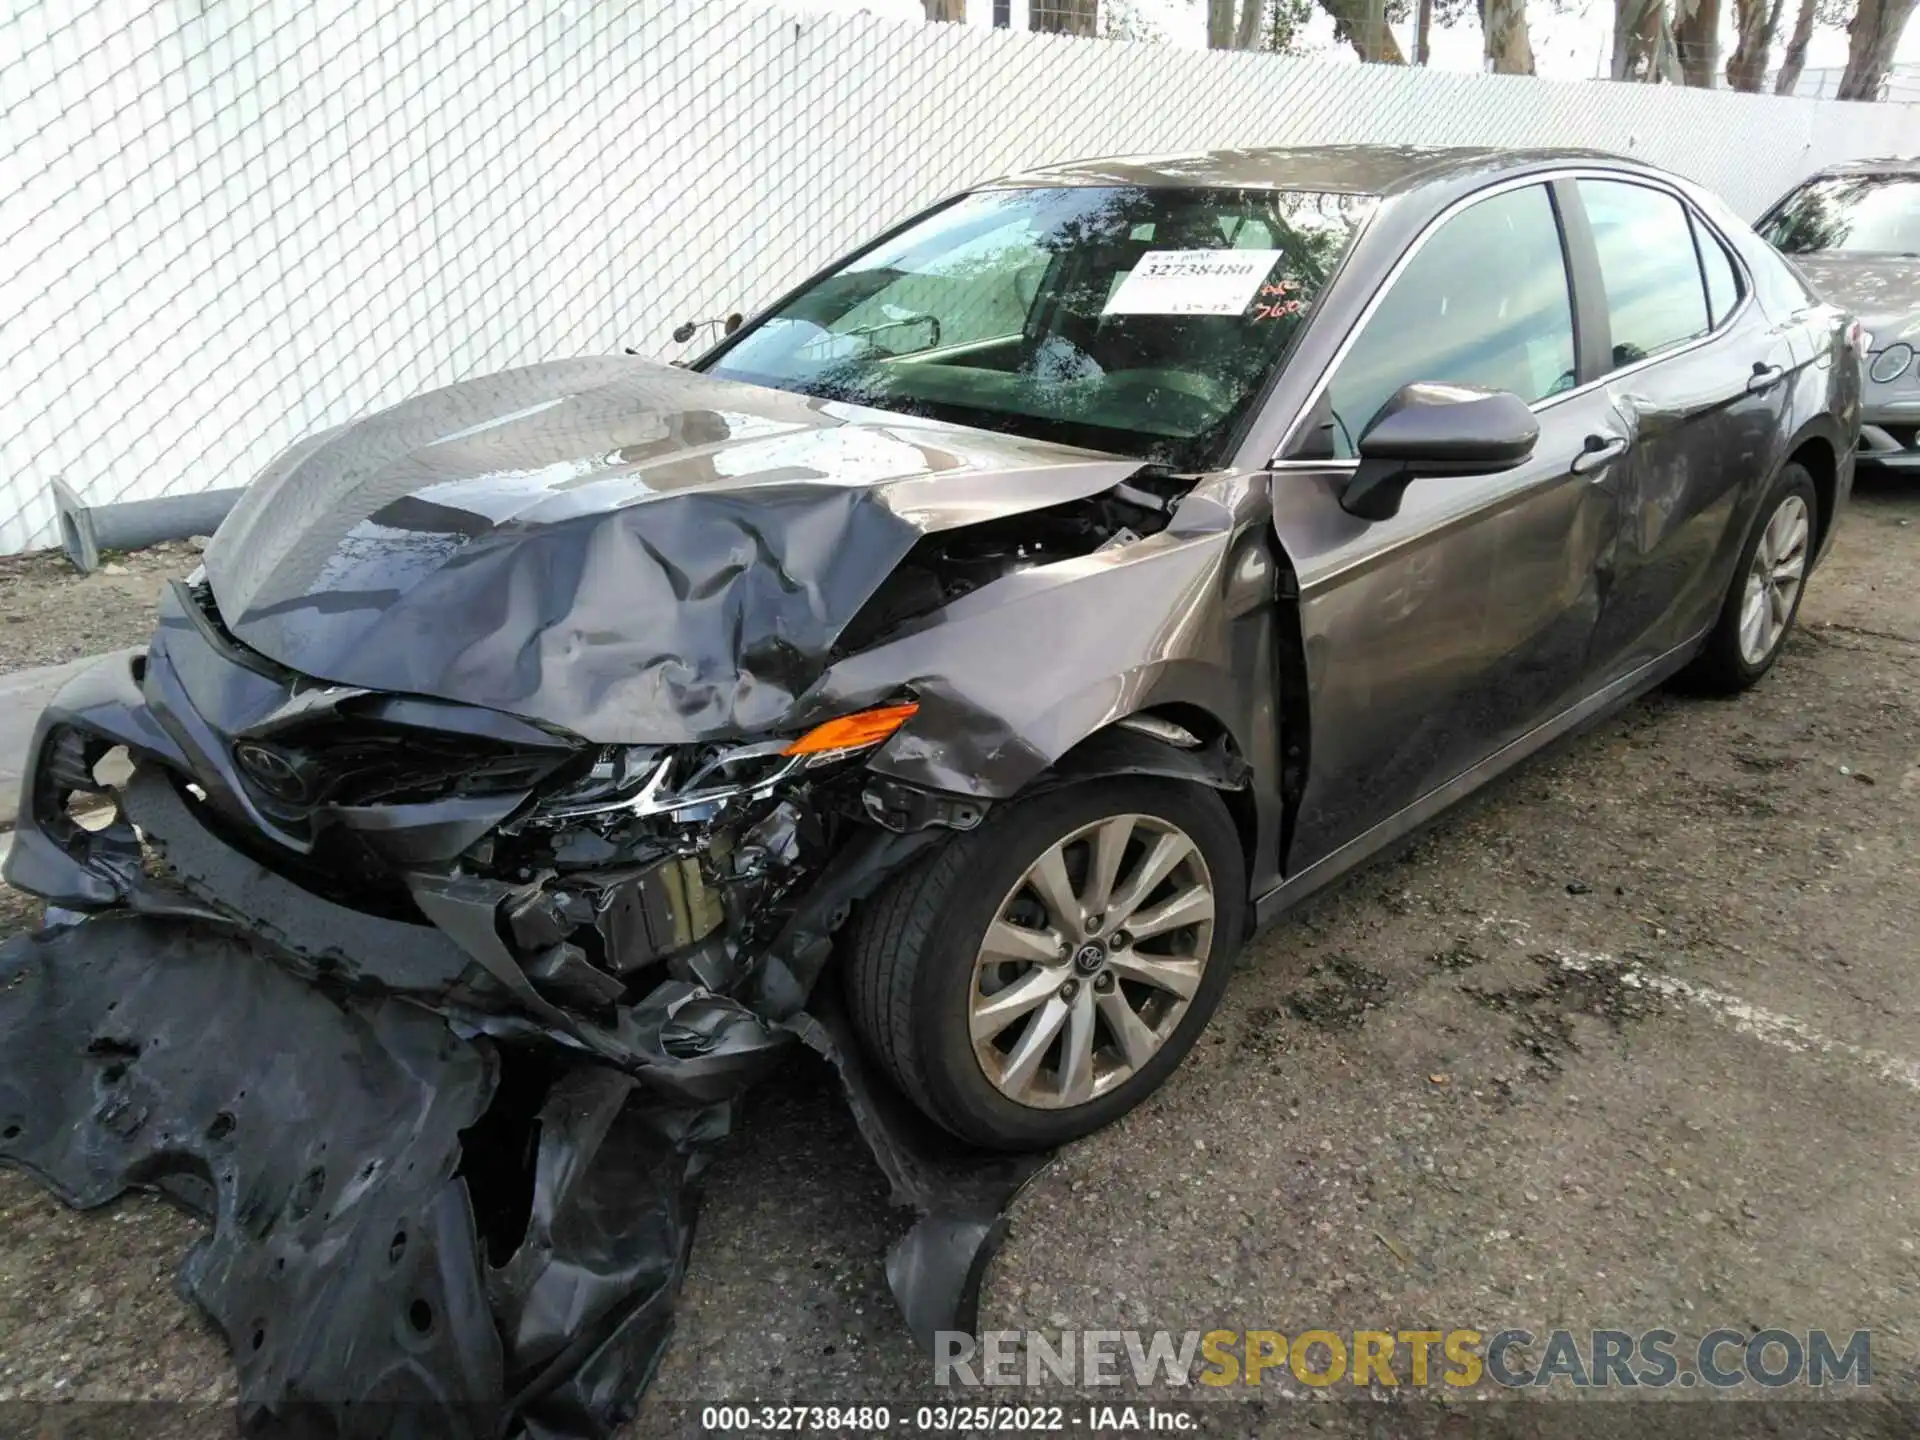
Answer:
(1340, 382, 1540, 521)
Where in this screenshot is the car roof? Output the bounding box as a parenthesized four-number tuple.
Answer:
(1804, 155, 1920, 180)
(984, 145, 1643, 196)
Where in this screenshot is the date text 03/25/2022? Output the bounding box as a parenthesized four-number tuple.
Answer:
(700, 1405, 1194, 1432)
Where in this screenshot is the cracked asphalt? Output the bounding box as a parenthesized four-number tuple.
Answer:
(0, 480, 1913, 1434)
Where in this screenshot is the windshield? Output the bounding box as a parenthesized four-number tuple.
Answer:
(701, 185, 1375, 469)
(1761, 174, 1920, 256)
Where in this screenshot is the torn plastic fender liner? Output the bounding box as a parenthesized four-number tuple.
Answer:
(1050, 723, 1251, 791)
(481, 1065, 714, 1437)
(622, 981, 794, 1105)
(0, 916, 736, 1439)
(745, 824, 948, 1019)
(0, 915, 505, 1431)
(0, 904, 1053, 1435)
(790, 996, 1051, 1350)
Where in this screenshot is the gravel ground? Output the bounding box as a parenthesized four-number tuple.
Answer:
(0, 544, 199, 673)
(0, 480, 1914, 1432)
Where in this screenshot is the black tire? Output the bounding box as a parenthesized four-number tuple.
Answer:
(1681, 463, 1819, 696)
(843, 776, 1247, 1151)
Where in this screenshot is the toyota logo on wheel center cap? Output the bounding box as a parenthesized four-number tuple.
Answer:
(1073, 943, 1105, 974)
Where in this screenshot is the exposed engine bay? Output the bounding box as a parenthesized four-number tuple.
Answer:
(0, 354, 1256, 1438)
(833, 479, 1177, 654)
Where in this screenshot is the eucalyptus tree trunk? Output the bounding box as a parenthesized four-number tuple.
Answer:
(1480, 0, 1538, 72)
(1837, 0, 1920, 99)
(1726, 0, 1788, 89)
(1322, 0, 1409, 61)
(1773, 0, 1818, 92)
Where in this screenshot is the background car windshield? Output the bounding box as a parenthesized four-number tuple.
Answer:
(703, 185, 1375, 466)
(1761, 175, 1920, 255)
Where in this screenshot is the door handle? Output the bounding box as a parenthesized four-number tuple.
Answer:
(1747, 363, 1785, 393)
(1571, 434, 1628, 474)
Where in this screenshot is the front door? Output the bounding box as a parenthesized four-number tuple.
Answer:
(1272, 180, 1626, 870)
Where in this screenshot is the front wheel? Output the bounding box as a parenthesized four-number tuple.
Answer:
(1681, 463, 1817, 695)
(843, 776, 1246, 1150)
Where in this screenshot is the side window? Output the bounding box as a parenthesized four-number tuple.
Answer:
(1322, 185, 1576, 460)
(1577, 179, 1712, 368)
(1692, 213, 1742, 326)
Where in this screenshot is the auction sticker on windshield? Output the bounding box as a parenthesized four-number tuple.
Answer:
(1102, 249, 1282, 316)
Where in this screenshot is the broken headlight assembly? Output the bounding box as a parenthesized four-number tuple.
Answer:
(471, 701, 933, 1002)
(518, 701, 922, 828)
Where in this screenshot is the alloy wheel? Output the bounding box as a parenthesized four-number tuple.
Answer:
(1737, 494, 1810, 666)
(967, 813, 1216, 1110)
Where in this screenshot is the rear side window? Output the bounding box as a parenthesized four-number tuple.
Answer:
(1692, 215, 1742, 326)
(1578, 179, 1711, 368)
(1320, 184, 1576, 458)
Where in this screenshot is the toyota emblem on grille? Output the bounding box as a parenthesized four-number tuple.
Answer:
(234, 742, 306, 801)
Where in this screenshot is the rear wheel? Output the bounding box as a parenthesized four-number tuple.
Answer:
(1682, 463, 1817, 695)
(844, 776, 1246, 1150)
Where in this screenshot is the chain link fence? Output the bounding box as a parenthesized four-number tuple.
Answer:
(1781, 61, 1920, 100)
(4, 0, 1919, 556)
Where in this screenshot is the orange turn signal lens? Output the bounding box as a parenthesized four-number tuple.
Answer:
(782, 702, 919, 757)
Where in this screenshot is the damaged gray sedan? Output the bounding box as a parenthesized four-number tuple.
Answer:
(0, 146, 1860, 1431)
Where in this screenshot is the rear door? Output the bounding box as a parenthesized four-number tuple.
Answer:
(1568, 177, 1801, 681)
(1272, 179, 1627, 869)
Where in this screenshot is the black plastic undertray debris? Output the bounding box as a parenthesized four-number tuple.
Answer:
(0, 915, 1049, 1438)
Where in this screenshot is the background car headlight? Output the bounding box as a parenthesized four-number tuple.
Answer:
(1869, 343, 1913, 383)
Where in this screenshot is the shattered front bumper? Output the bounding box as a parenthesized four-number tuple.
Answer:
(1857, 415, 1920, 469)
(0, 587, 1042, 1436)
(4, 580, 932, 1023)
(1858, 369, 1920, 470)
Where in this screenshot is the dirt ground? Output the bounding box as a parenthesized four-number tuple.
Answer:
(0, 543, 199, 674)
(0, 479, 1913, 1432)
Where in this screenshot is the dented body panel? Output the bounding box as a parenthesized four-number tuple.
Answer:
(203, 358, 1145, 744)
(0, 146, 1862, 1435)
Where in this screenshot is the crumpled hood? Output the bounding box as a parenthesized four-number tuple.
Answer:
(1788, 254, 1920, 341)
(205, 357, 1140, 743)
